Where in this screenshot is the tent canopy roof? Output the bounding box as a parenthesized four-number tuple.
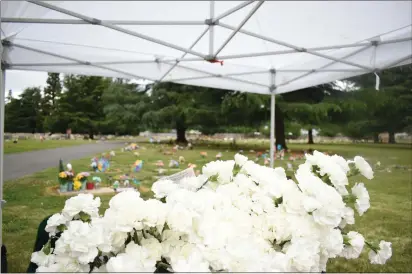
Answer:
(1, 1, 411, 94)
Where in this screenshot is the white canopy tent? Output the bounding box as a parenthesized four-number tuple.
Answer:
(0, 1, 411, 224)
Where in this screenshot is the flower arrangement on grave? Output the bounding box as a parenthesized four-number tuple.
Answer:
(155, 160, 164, 167)
(168, 160, 179, 168)
(73, 172, 90, 191)
(178, 156, 185, 163)
(33, 151, 391, 273)
(91, 176, 102, 189)
(58, 161, 75, 192)
(132, 160, 143, 172)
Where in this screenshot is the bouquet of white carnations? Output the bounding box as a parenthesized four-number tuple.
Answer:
(31, 151, 392, 272)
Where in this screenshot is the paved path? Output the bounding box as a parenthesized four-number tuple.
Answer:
(4, 141, 124, 181)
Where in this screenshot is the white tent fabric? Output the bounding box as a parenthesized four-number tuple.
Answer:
(0, 1, 411, 211)
(1, 1, 411, 95)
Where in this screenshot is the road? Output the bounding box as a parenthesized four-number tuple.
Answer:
(3, 141, 124, 181)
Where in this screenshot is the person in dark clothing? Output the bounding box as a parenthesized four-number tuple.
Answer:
(1, 244, 8, 273)
(27, 216, 52, 273)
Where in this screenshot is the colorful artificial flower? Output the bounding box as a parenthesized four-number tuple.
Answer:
(73, 180, 82, 191)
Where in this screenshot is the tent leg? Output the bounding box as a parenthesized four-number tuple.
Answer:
(0, 69, 5, 246)
(209, 1, 215, 56)
(269, 69, 276, 168)
(269, 91, 275, 168)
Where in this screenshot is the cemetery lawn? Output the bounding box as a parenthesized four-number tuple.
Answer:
(4, 139, 96, 154)
(2, 142, 411, 273)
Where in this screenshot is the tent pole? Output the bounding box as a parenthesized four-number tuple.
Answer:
(213, 1, 254, 22)
(269, 69, 276, 168)
(216, 37, 412, 60)
(1, 18, 206, 25)
(28, 0, 207, 59)
(158, 27, 210, 83)
(5, 41, 156, 82)
(209, 1, 215, 56)
(0, 68, 5, 247)
(214, 1, 264, 56)
(164, 62, 269, 88)
(218, 22, 373, 70)
(276, 45, 371, 89)
(0, 7, 4, 244)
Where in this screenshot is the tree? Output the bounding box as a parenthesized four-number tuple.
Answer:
(49, 75, 111, 138)
(143, 82, 229, 143)
(220, 92, 289, 149)
(42, 73, 62, 118)
(279, 85, 343, 144)
(347, 65, 412, 143)
(102, 81, 150, 135)
(4, 96, 23, 133)
(5, 87, 44, 133)
(6, 89, 13, 103)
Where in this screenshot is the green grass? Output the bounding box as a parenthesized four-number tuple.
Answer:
(2, 142, 411, 272)
(4, 139, 93, 154)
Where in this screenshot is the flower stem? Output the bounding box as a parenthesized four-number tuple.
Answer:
(196, 178, 209, 192)
(365, 241, 378, 253)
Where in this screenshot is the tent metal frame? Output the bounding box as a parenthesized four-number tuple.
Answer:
(0, 11, 4, 247)
(1, 1, 411, 241)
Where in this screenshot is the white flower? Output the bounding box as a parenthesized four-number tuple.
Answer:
(141, 237, 163, 260)
(319, 254, 328, 272)
(36, 264, 61, 272)
(352, 183, 370, 216)
(320, 228, 344, 258)
(152, 180, 178, 199)
(341, 231, 365, 259)
(339, 207, 355, 228)
(172, 249, 210, 272)
(354, 156, 374, 179)
(369, 241, 392, 264)
(45, 213, 68, 236)
(37, 256, 90, 272)
(167, 203, 196, 234)
(179, 177, 204, 192)
(31, 250, 55, 267)
(30, 152, 391, 272)
(202, 160, 235, 184)
(302, 196, 322, 213)
(331, 155, 350, 173)
(286, 238, 320, 272)
(234, 153, 248, 167)
(142, 199, 169, 227)
(202, 161, 221, 178)
(106, 243, 157, 272)
(306, 151, 349, 195)
(109, 190, 142, 210)
(62, 194, 101, 219)
(54, 220, 101, 264)
(105, 191, 145, 233)
(91, 265, 108, 272)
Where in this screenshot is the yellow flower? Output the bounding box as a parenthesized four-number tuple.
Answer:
(59, 172, 67, 178)
(76, 174, 84, 181)
(73, 180, 82, 191)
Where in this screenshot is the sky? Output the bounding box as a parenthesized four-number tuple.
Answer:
(5, 70, 48, 98)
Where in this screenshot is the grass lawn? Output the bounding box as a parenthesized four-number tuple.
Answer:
(2, 141, 411, 272)
(4, 139, 93, 154)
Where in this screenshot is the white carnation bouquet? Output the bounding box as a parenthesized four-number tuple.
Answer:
(32, 151, 392, 272)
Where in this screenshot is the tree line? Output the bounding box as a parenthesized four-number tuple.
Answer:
(5, 64, 411, 145)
